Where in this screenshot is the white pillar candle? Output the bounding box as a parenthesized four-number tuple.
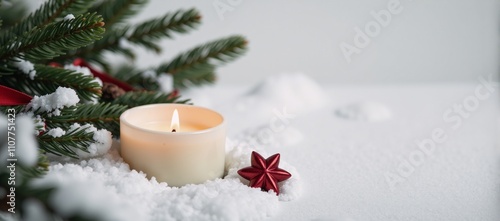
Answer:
(120, 104, 226, 187)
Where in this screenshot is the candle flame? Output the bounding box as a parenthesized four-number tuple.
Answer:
(170, 109, 179, 132)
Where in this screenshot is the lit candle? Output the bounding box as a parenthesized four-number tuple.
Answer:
(120, 104, 226, 187)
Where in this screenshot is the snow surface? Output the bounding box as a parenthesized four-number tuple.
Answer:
(27, 87, 79, 116)
(3, 73, 498, 220)
(182, 78, 499, 220)
(23, 74, 315, 221)
(31, 138, 300, 221)
(182, 72, 329, 134)
(245, 73, 327, 114)
(335, 101, 392, 122)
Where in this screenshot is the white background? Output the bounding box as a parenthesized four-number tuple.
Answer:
(131, 0, 499, 86)
(30, 0, 499, 85)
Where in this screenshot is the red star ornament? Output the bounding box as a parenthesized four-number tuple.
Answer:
(237, 151, 292, 195)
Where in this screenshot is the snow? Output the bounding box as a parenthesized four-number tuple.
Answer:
(27, 87, 80, 116)
(63, 14, 75, 21)
(33, 139, 295, 221)
(335, 101, 392, 122)
(34, 115, 46, 135)
(51, 180, 139, 220)
(276, 84, 498, 221)
(245, 72, 327, 114)
(15, 115, 38, 166)
(24, 74, 314, 221)
(46, 127, 65, 138)
(68, 123, 112, 158)
(141, 70, 156, 79)
(3, 73, 498, 220)
(12, 58, 36, 80)
(64, 64, 103, 86)
(182, 78, 499, 220)
(183, 72, 329, 134)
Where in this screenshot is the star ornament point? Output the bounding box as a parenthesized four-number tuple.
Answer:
(237, 151, 291, 195)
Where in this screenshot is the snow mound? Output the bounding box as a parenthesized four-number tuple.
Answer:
(220, 73, 328, 134)
(68, 123, 112, 158)
(35, 138, 301, 221)
(27, 87, 80, 116)
(246, 73, 327, 114)
(47, 127, 66, 138)
(64, 64, 103, 87)
(12, 58, 36, 80)
(335, 101, 392, 122)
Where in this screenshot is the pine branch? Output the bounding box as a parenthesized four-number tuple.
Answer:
(18, 155, 49, 179)
(52, 24, 133, 67)
(0, 13, 105, 62)
(127, 8, 201, 52)
(111, 60, 216, 89)
(0, 0, 29, 31)
(109, 64, 161, 90)
(0, 106, 25, 115)
(82, 52, 113, 73)
(0, 64, 101, 101)
(0, 59, 19, 75)
(155, 35, 247, 87)
(0, 0, 94, 45)
(55, 8, 201, 66)
(111, 91, 190, 108)
(45, 103, 128, 137)
(38, 126, 94, 158)
(91, 0, 148, 28)
(125, 73, 159, 90)
(111, 63, 142, 81)
(173, 62, 216, 88)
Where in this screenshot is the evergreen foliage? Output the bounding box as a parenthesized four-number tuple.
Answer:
(0, 65, 102, 102)
(0, 0, 247, 219)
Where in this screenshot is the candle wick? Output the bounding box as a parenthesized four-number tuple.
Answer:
(172, 129, 176, 132)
